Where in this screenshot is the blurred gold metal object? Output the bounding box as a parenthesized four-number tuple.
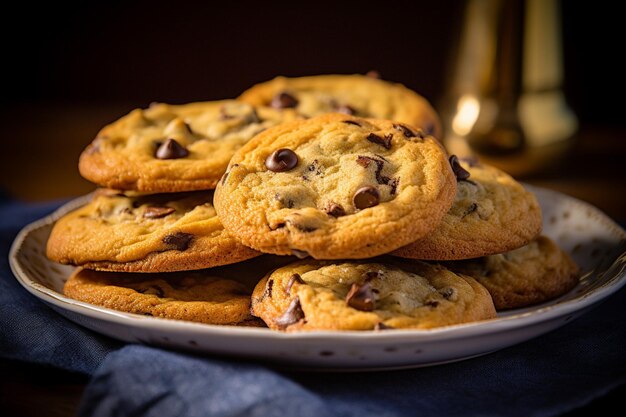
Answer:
(443, 0, 577, 176)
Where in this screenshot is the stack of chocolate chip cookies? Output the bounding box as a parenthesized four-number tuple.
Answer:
(46, 74, 579, 331)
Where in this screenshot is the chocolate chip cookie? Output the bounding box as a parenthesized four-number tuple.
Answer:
(79, 101, 298, 192)
(64, 268, 261, 325)
(47, 190, 259, 272)
(214, 113, 457, 259)
(250, 260, 497, 331)
(239, 74, 442, 137)
(392, 157, 542, 260)
(445, 236, 579, 310)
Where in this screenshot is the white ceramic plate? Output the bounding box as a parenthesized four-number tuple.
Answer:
(9, 186, 626, 370)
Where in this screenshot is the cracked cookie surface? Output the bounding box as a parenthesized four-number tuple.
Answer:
(65, 268, 260, 325)
(239, 74, 441, 137)
(214, 113, 457, 259)
(445, 236, 579, 310)
(47, 190, 259, 272)
(79, 101, 298, 192)
(250, 260, 496, 331)
(392, 158, 542, 260)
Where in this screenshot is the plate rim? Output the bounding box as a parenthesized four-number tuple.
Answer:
(8, 185, 626, 343)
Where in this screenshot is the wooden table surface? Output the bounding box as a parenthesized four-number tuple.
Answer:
(1, 103, 624, 416)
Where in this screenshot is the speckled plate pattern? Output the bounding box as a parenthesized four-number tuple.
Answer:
(9, 186, 626, 370)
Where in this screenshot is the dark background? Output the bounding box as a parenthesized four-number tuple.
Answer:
(0, 0, 624, 207)
(2, 1, 623, 122)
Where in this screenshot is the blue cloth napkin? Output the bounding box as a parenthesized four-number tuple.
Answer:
(1, 198, 624, 417)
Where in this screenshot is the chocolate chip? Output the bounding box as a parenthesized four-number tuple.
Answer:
(364, 271, 380, 281)
(374, 322, 393, 331)
(342, 120, 361, 127)
(353, 186, 380, 210)
(266, 149, 298, 172)
(462, 202, 478, 218)
(306, 159, 323, 176)
(388, 177, 399, 195)
(366, 133, 393, 149)
(366, 70, 381, 79)
(138, 285, 165, 298)
(291, 249, 310, 259)
(335, 104, 356, 115)
(269, 222, 286, 230)
(162, 232, 193, 251)
(440, 287, 456, 300)
(266, 279, 274, 298)
(143, 206, 176, 219)
(285, 273, 305, 294)
(271, 92, 298, 109)
(274, 193, 295, 209)
(425, 300, 440, 308)
(356, 155, 375, 168)
(378, 174, 392, 185)
(356, 155, 395, 188)
(274, 297, 305, 329)
(393, 123, 422, 139)
(346, 282, 375, 311)
(324, 202, 346, 217)
(449, 155, 471, 181)
(155, 138, 189, 159)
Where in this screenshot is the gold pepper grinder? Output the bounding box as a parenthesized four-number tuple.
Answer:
(443, 0, 577, 176)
